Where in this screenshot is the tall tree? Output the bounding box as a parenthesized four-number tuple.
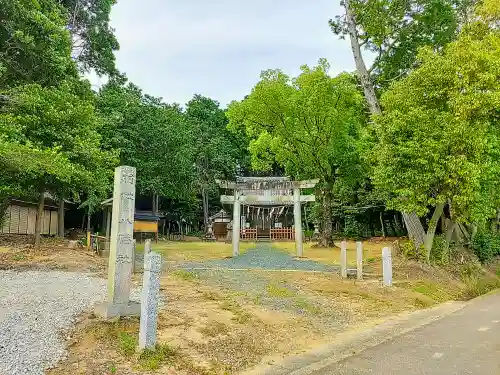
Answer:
(0, 0, 77, 88)
(1, 79, 117, 246)
(60, 0, 119, 76)
(185, 95, 244, 231)
(329, 0, 473, 246)
(96, 80, 196, 206)
(330, 0, 473, 94)
(372, 0, 500, 260)
(227, 60, 366, 246)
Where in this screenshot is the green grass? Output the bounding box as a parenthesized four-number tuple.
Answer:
(220, 300, 253, 324)
(138, 343, 178, 370)
(461, 274, 500, 300)
(266, 283, 295, 298)
(292, 298, 321, 314)
(117, 332, 137, 356)
(12, 253, 26, 261)
(411, 281, 451, 302)
(172, 269, 197, 281)
(201, 291, 223, 301)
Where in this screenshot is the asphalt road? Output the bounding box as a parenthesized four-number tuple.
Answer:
(314, 292, 500, 375)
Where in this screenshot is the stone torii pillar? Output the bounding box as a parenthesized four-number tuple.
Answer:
(293, 186, 303, 257)
(292, 180, 319, 257)
(232, 189, 241, 257)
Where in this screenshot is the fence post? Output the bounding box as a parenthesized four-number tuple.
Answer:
(340, 240, 347, 279)
(382, 247, 392, 286)
(356, 241, 363, 280)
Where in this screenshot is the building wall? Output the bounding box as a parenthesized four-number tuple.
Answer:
(1, 204, 59, 236)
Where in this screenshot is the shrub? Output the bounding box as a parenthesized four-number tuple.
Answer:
(343, 216, 369, 240)
(304, 229, 314, 238)
(401, 240, 426, 261)
(472, 230, 500, 263)
(461, 274, 500, 300)
(431, 235, 451, 265)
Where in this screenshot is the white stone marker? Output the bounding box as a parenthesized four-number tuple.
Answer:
(232, 190, 241, 257)
(382, 246, 393, 286)
(139, 252, 162, 350)
(340, 240, 347, 279)
(144, 238, 152, 254)
(132, 239, 136, 273)
(95, 166, 140, 319)
(356, 241, 363, 280)
(293, 187, 303, 257)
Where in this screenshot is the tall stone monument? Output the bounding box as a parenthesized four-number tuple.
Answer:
(95, 166, 141, 319)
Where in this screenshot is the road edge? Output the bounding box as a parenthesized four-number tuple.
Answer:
(250, 300, 466, 375)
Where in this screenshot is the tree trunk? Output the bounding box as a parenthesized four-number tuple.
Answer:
(58, 197, 65, 238)
(344, 0, 426, 248)
(344, 0, 381, 115)
(152, 193, 158, 216)
(380, 211, 386, 237)
(402, 212, 426, 247)
(319, 184, 334, 247)
(442, 220, 458, 261)
(424, 203, 445, 262)
(202, 187, 209, 233)
(34, 182, 45, 249)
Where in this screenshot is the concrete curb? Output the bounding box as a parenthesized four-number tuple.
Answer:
(249, 301, 466, 375)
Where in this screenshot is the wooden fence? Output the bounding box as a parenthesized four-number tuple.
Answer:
(270, 228, 295, 241)
(240, 228, 257, 240)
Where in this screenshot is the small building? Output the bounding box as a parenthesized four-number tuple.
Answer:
(1, 196, 62, 236)
(209, 209, 230, 241)
(101, 199, 160, 243)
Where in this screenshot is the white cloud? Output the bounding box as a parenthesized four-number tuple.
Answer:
(99, 0, 358, 106)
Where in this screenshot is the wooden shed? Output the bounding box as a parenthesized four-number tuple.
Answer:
(1, 198, 60, 236)
(101, 199, 160, 242)
(209, 210, 230, 241)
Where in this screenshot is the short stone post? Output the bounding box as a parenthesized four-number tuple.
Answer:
(232, 190, 241, 257)
(95, 166, 140, 319)
(293, 187, 303, 257)
(340, 240, 347, 279)
(382, 247, 393, 286)
(356, 241, 363, 280)
(144, 238, 152, 255)
(132, 239, 136, 273)
(139, 252, 162, 350)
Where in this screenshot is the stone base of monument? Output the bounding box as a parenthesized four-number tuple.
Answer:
(94, 300, 141, 319)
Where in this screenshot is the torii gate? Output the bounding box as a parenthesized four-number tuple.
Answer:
(217, 178, 319, 257)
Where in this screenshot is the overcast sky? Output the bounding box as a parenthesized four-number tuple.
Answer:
(92, 0, 357, 107)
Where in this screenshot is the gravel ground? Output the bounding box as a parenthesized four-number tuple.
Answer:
(179, 246, 339, 272)
(0, 270, 108, 375)
(189, 268, 350, 329)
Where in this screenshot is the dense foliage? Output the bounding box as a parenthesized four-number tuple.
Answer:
(227, 61, 366, 246)
(0, 0, 499, 263)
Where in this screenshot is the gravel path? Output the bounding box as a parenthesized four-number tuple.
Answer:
(0, 270, 107, 375)
(180, 245, 339, 272)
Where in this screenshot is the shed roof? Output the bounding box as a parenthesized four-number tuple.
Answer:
(209, 209, 229, 220)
